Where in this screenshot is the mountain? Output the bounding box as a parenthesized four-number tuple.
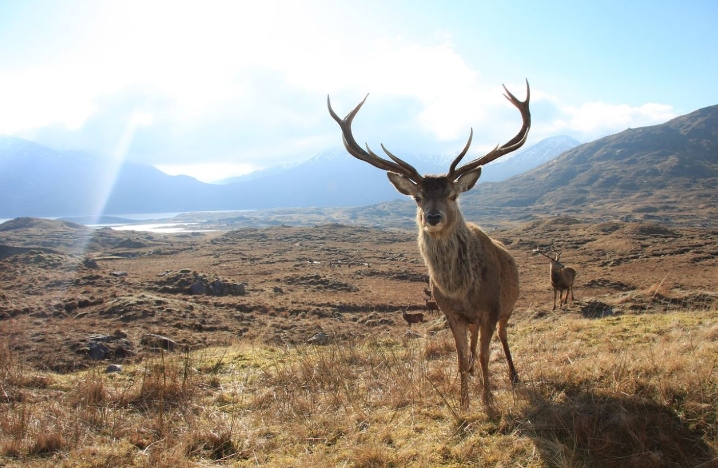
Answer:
(212, 136, 579, 209)
(0, 135, 224, 218)
(0, 134, 575, 218)
(458, 104, 718, 226)
(221, 148, 406, 208)
(12, 106, 712, 223)
(214, 161, 302, 184)
(479, 135, 580, 182)
(218, 136, 579, 187)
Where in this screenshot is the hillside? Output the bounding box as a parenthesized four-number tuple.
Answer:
(460, 104, 718, 226)
(188, 105, 718, 230)
(2, 103, 717, 226)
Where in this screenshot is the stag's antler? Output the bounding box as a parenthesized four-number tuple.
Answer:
(534, 247, 560, 261)
(328, 80, 530, 184)
(327, 94, 423, 184)
(448, 80, 531, 181)
(534, 248, 553, 260)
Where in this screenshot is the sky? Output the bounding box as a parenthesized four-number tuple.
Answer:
(0, 1, 716, 183)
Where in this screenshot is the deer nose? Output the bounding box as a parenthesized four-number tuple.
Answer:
(426, 213, 442, 226)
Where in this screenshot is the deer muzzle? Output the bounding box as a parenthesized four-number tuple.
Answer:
(426, 212, 442, 226)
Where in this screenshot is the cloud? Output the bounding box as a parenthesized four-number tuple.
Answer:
(156, 162, 255, 183)
(0, 0, 682, 182)
(529, 92, 677, 143)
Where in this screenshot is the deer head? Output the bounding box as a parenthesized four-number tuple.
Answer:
(534, 247, 564, 267)
(328, 82, 531, 238)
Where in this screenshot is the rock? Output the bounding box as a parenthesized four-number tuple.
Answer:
(88, 342, 110, 360)
(83, 258, 99, 269)
(232, 283, 247, 295)
(116, 238, 146, 248)
(140, 333, 177, 351)
(105, 364, 123, 373)
(110, 271, 128, 277)
(190, 281, 207, 295)
(308, 332, 329, 345)
(89, 334, 112, 342)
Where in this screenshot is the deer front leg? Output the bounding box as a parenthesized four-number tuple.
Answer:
(552, 288, 558, 310)
(478, 319, 497, 404)
(446, 314, 471, 410)
(468, 322, 479, 375)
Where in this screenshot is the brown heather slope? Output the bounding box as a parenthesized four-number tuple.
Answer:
(1, 217, 716, 372)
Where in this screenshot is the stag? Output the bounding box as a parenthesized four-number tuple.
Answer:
(328, 81, 530, 409)
(535, 248, 576, 309)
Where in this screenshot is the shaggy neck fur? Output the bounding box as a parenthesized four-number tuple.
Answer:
(417, 215, 479, 299)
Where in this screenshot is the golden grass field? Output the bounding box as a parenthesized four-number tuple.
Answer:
(2, 309, 716, 467)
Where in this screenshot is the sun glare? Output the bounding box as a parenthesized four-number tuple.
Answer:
(155, 162, 256, 184)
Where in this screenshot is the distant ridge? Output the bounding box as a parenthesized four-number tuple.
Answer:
(4, 101, 715, 227)
(0, 133, 574, 218)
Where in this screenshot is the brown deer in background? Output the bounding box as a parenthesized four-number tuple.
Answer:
(424, 278, 440, 315)
(402, 309, 425, 327)
(328, 81, 530, 409)
(535, 248, 576, 309)
(424, 297, 440, 315)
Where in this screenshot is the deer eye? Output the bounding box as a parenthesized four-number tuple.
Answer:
(450, 194, 458, 201)
(413, 196, 422, 203)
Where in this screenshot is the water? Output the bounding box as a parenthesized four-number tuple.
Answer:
(96, 210, 254, 232)
(110, 222, 210, 233)
(0, 210, 254, 233)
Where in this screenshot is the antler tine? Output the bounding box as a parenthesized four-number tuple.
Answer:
(537, 250, 553, 260)
(327, 95, 423, 183)
(379, 144, 424, 177)
(449, 80, 531, 181)
(448, 128, 474, 176)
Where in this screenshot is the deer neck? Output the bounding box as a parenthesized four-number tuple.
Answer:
(418, 217, 476, 298)
(550, 262, 563, 284)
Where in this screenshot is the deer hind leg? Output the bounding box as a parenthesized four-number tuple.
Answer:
(498, 318, 519, 385)
(446, 316, 471, 410)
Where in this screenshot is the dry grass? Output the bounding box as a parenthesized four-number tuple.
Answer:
(1, 309, 717, 467)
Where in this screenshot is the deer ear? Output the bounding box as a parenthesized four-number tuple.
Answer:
(455, 167, 482, 193)
(387, 172, 419, 196)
